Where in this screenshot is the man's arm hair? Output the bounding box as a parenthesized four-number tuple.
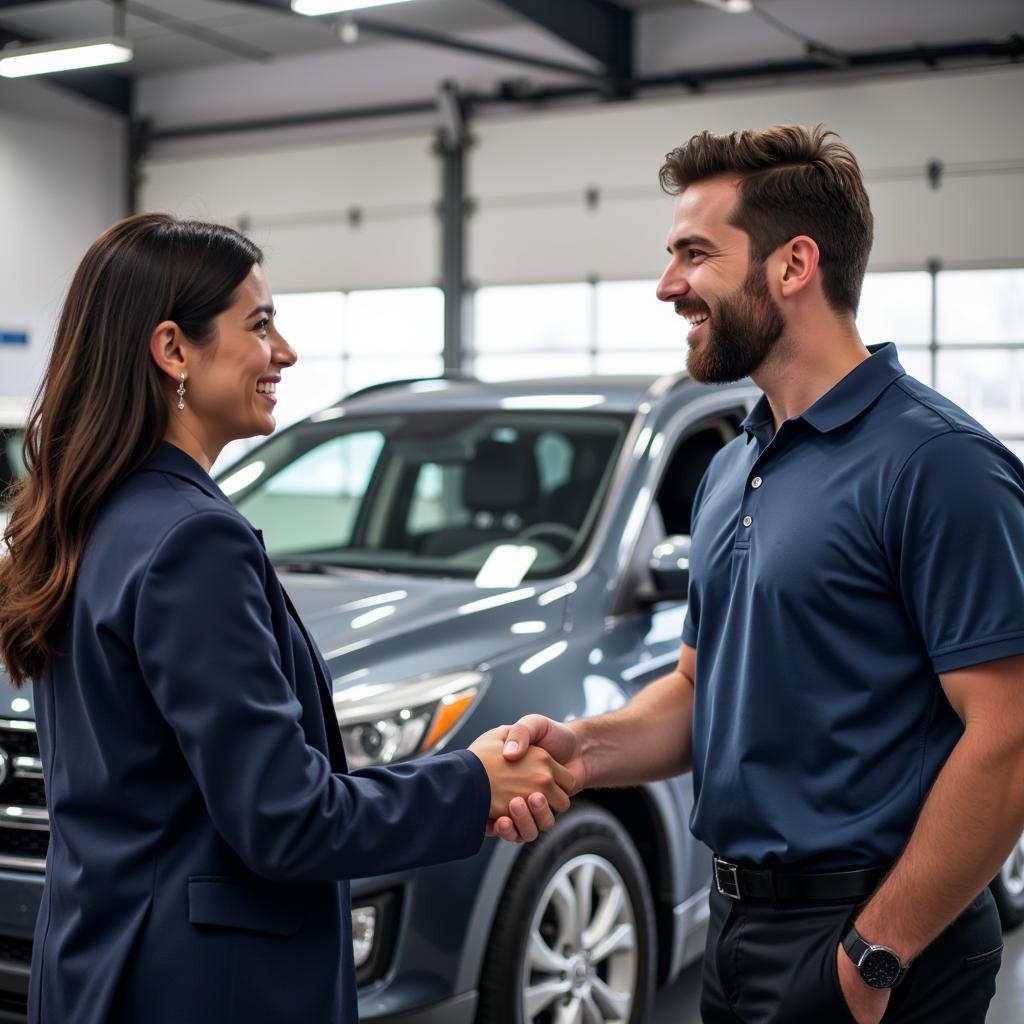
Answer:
(572, 642, 697, 789)
(853, 654, 1024, 962)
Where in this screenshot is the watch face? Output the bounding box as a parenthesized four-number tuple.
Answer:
(859, 948, 901, 989)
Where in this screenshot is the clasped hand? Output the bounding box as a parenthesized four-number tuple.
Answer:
(469, 715, 582, 843)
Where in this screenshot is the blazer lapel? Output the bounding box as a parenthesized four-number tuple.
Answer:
(255, 530, 349, 773)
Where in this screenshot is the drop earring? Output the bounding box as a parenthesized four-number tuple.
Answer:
(177, 373, 187, 411)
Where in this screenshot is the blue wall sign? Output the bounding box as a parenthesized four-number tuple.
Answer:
(0, 331, 28, 346)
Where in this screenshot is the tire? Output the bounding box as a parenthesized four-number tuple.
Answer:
(477, 801, 657, 1024)
(990, 827, 1024, 930)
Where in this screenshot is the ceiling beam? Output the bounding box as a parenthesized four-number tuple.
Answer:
(0, 1, 69, 8)
(491, 0, 632, 82)
(353, 16, 606, 80)
(143, 34, 1024, 142)
(0, 24, 131, 115)
(219, 0, 292, 12)
(226, 0, 610, 82)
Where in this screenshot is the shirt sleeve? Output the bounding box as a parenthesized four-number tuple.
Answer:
(134, 509, 490, 882)
(883, 429, 1024, 674)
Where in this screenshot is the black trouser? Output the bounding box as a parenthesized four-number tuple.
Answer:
(701, 886, 1003, 1023)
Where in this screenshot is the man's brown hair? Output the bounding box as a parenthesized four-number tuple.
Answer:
(659, 124, 873, 314)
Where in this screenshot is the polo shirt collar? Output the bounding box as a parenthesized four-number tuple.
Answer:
(139, 441, 234, 508)
(742, 342, 906, 442)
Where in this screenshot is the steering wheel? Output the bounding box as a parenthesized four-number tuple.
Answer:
(517, 521, 577, 552)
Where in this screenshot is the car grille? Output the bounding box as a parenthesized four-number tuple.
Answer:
(0, 720, 47, 872)
(0, 939, 30, 968)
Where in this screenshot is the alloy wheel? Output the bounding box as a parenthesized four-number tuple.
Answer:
(520, 853, 638, 1024)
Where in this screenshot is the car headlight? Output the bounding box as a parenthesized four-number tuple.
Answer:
(333, 670, 487, 769)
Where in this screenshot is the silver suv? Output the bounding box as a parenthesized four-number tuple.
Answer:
(0, 400, 28, 537)
(0, 374, 1020, 1024)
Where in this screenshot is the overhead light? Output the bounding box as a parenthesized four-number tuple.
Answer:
(292, 0, 417, 15)
(691, 0, 753, 12)
(0, 37, 133, 78)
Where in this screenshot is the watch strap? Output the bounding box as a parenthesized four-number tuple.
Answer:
(842, 923, 909, 989)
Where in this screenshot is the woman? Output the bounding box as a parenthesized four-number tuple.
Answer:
(0, 214, 571, 1023)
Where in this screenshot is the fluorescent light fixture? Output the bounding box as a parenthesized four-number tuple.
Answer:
(291, 0, 417, 15)
(691, 0, 753, 12)
(0, 37, 133, 78)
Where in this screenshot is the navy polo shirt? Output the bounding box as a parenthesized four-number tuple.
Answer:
(682, 343, 1024, 868)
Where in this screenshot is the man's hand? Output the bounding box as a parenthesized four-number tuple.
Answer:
(468, 728, 575, 827)
(483, 652, 696, 843)
(487, 715, 586, 843)
(835, 944, 890, 1024)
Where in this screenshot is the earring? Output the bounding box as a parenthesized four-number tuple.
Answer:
(177, 373, 187, 411)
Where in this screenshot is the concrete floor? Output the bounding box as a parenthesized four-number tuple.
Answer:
(653, 916, 1024, 1022)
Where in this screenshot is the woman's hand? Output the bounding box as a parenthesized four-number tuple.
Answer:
(486, 715, 587, 843)
(469, 729, 575, 837)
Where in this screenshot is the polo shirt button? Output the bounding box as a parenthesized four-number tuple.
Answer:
(751, 476, 762, 489)
(742, 515, 753, 528)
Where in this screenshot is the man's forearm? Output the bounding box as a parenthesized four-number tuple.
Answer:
(571, 666, 694, 789)
(855, 725, 1024, 963)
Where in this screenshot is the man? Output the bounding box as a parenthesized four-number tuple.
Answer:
(494, 124, 1024, 1023)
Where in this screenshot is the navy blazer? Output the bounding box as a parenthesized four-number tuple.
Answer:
(29, 442, 490, 1024)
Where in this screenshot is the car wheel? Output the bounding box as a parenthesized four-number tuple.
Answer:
(478, 801, 656, 1024)
(991, 828, 1024, 930)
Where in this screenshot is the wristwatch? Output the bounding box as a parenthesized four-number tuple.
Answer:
(841, 923, 909, 989)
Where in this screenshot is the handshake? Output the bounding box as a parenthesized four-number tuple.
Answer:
(468, 715, 586, 844)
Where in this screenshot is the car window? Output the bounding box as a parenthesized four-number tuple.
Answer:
(535, 431, 573, 491)
(1, 429, 26, 496)
(655, 422, 738, 536)
(234, 431, 385, 556)
(407, 462, 469, 535)
(225, 410, 629, 581)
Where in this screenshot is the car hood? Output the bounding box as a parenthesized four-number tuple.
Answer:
(0, 571, 573, 717)
(283, 570, 571, 691)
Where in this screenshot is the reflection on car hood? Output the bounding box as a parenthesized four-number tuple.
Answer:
(283, 571, 570, 690)
(0, 572, 571, 718)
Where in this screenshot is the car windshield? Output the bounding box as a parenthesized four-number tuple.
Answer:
(220, 409, 630, 581)
(1, 428, 26, 495)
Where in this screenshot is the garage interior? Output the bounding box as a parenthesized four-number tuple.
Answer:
(1, 1, 1023, 1021)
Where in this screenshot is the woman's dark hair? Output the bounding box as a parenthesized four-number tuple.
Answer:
(659, 123, 873, 315)
(0, 213, 262, 686)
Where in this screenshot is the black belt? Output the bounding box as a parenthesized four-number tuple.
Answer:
(713, 856, 888, 906)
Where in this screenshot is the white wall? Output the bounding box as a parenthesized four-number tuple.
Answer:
(138, 130, 439, 292)
(469, 65, 1024, 283)
(0, 80, 126, 400)
(139, 64, 1024, 293)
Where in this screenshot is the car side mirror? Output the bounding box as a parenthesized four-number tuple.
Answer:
(647, 535, 691, 600)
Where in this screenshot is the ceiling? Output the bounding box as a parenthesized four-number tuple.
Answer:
(0, 0, 1020, 126)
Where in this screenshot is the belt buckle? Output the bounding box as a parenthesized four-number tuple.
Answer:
(713, 856, 742, 900)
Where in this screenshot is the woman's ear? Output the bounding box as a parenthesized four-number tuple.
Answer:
(148, 321, 187, 383)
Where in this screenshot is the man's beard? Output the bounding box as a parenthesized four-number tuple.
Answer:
(683, 262, 785, 384)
